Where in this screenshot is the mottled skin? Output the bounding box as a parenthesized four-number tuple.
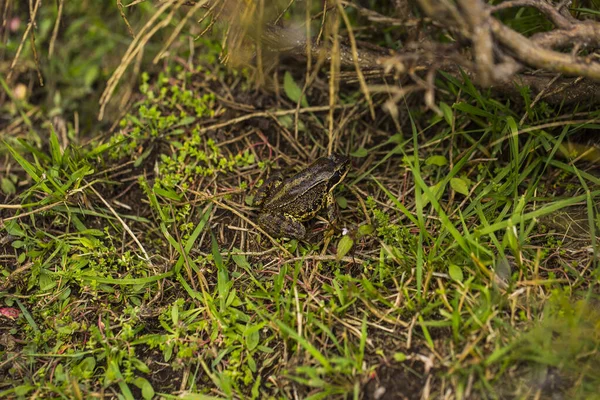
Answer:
(253, 154, 350, 239)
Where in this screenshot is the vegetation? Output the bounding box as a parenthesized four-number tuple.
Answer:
(1, 1, 599, 399)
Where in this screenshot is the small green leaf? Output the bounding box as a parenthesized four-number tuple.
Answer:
(423, 181, 446, 207)
(450, 177, 469, 196)
(211, 232, 223, 270)
(388, 134, 403, 144)
(176, 116, 197, 126)
(11, 240, 25, 249)
(244, 324, 261, 351)
(141, 381, 154, 400)
(393, 352, 407, 362)
(283, 71, 308, 107)
(278, 115, 305, 131)
(461, 175, 473, 187)
(77, 237, 96, 249)
(251, 373, 261, 398)
(4, 141, 41, 182)
(449, 264, 463, 282)
(426, 155, 448, 167)
(14, 385, 34, 397)
(336, 235, 354, 260)
(84, 66, 99, 88)
(39, 272, 57, 291)
(336, 196, 348, 208)
(453, 102, 493, 118)
(133, 377, 155, 400)
(171, 303, 179, 325)
(232, 252, 251, 268)
(505, 225, 519, 252)
(440, 102, 453, 125)
(131, 358, 151, 374)
(164, 343, 173, 362)
(257, 345, 274, 353)
(350, 147, 368, 158)
(212, 232, 229, 311)
(247, 355, 257, 372)
(506, 116, 518, 136)
(357, 224, 374, 237)
(49, 127, 63, 166)
(77, 357, 96, 377)
(1, 177, 16, 195)
(154, 186, 182, 201)
(278, 115, 293, 129)
(5, 221, 26, 237)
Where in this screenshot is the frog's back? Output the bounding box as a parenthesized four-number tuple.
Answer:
(284, 181, 329, 220)
(264, 169, 331, 219)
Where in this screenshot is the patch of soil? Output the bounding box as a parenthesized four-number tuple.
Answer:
(136, 345, 183, 393)
(363, 364, 428, 400)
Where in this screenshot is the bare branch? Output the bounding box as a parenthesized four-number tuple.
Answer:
(457, 0, 494, 85)
(489, 0, 576, 29)
(490, 18, 600, 79)
(530, 21, 600, 49)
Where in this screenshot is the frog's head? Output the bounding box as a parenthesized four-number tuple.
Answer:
(326, 153, 350, 191)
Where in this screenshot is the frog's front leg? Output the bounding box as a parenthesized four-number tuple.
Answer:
(251, 172, 284, 207)
(257, 211, 306, 240)
(325, 193, 339, 222)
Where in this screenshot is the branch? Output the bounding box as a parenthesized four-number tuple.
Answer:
(530, 21, 600, 49)
(416, 0, 600, 82)
(489, 0, 576, 29)
(379, 47, 600, 106)
(457, 0, 495, 85)
(490, 18, 600, 79)
(261, 24, 386, 71)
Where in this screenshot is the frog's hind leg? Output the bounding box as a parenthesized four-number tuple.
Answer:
(257, 212, 306, 240)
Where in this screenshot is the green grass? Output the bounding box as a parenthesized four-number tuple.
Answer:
(2, 2, 600, 400)
(2, 61, 600, 399)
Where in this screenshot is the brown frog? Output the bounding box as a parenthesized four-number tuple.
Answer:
(251, 154, 350, 239)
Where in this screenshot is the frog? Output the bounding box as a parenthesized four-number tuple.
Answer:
(251, 153, 351, 240)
